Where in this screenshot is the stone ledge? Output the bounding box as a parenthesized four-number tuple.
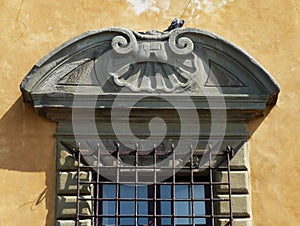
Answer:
(216, 194, 251, 218)
(214, 171, 249, 194)
(57, 171, 92, 195)
(56, 219, 92, 226)
(219, 143, 249, 170)
(56, 196, 93, 219)
(216, 218, 251, 226)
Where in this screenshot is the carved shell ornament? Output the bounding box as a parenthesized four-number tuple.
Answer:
(95, 29, 200, 93)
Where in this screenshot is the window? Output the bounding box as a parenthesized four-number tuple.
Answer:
(75, 144, 233, 226)
(20, 26, 279, 226)
(98, 176, 207, 226)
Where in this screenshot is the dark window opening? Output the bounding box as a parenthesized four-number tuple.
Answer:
(75, 144, 234, 226)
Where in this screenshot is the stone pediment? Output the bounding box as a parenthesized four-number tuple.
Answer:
(20, 27, 279, 121)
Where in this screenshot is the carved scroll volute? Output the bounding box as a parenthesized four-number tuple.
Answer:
(168, 30, 194, 55)
(111, 29, 138, 54)
(94, 29, 200, 93)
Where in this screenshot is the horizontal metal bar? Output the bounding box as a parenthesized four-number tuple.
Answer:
(76, 214, 233, 218)
(78, 149, 229, 157)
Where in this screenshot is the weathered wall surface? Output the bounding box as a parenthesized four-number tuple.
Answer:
(0, 0, 299, 225)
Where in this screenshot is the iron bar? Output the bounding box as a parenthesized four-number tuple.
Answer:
(75, 145, 81, 226)
(208, 145, 215, 226)
(74, 143, 234, 226)
(227, 146, 234, 226)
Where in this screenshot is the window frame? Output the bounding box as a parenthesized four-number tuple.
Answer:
(74, 144, 234, 226)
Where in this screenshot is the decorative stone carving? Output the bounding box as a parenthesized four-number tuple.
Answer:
(20, 27, 280, 120)
(205, 60, 244, 87)
(58, 61, 95, 85)
(95, 29, 199, 92)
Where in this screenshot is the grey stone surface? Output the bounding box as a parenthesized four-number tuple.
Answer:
(57, 171, 92, 195)
(215, 171, 250, 194)
(216, 194, 251, 218)
(230, 143, 250, 170)
(218, 143, 250, 170)
(56, 219, 92, 226)
(216, 218, 251, 226)
(56, 196, 92, 219)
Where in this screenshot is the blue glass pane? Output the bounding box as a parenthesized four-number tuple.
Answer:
(138, 201, 148, 214)
(103, 184, 116, 198)
(194, 185, 205, 199)
(160, 201, 171, 215)
(175, 217, 192, 225)
(161, 217, 171, 225)
(175, 201, 191, 216)
(138, 185, 148, 198)
(138, 217, 148, 225)
(102, 201, 116, 215)
(102, 217, 115, 226)
(195, 217, 206, 225)
(160, 185, 171, 199)
(195, 201, 206, 215)
(120, 201, 135, 215)
(120, 217, 135, 226)
(120, 184, 135, 198)
(175, 185, 190, 199)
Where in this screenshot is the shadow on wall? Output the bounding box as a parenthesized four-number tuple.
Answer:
(0, 97, 56, 226)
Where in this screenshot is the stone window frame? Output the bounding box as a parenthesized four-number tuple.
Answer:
(20, 27, 280, 226)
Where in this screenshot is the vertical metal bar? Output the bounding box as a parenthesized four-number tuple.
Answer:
(75, 144, 81, 226)
(116, 143, 120, 226)
(95, 144, 100, 226)
(153, 144, 157, 226)
(208, 145, 215, 226)
(190, 145, 195, 226)
(226, 146, 234, 225)
(135, 143, 139, 226)
(171, 144, 175, 226)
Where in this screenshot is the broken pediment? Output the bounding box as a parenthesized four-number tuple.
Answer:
(20, 27, 279, 121)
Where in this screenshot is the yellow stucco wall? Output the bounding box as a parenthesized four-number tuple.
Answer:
(0, 0, 299, 225)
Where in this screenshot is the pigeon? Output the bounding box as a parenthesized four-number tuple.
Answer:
(164, 18, 185, 32)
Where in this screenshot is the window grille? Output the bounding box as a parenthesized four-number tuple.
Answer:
(74, 144, 234, 226)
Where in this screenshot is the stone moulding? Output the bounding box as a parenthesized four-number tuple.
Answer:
(20, 27, 280, 122)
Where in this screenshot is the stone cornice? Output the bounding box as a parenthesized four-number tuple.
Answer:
(20, 27, 279, 122)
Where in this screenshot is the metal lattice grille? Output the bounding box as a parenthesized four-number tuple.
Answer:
(75, 144, 234, 226)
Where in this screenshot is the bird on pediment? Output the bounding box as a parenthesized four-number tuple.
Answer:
(164, 18, 185, 32)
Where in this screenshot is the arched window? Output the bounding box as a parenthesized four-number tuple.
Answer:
(21, 28, 279, 226)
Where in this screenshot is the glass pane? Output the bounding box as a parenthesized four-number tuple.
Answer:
(138, 201, 148, 214)
(175, 217, 192, 225)
(161, 217, 171, 225)
(138, 217, 148, 225)
(160, 201, 171, 215)
(102, 201, 116, 215)
(175, 201, 191, 216)
(102, 217, 115, 226)
(160, 185, 171, 199)
(138, 185, 148, 198)
(195, 201, 206, 215)
(195, 217, 206, 225)
(120, 201, 135, 215)
(175, 185, 190, 199)
(120, 184, 135, 198)
(120, 217, 135, 226)
(103, 184, 116, 198)
(194, 185, 205, 199)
